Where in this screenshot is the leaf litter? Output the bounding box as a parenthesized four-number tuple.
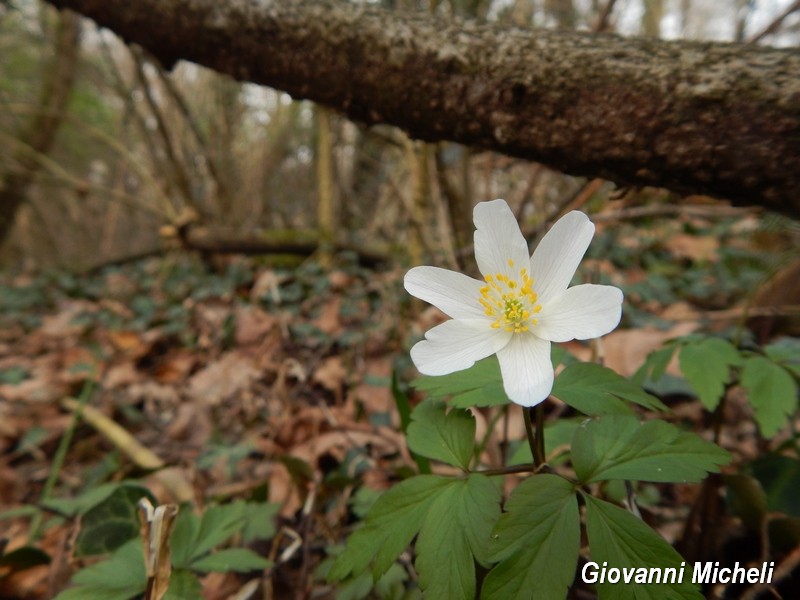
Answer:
(0, 210, 798, 598)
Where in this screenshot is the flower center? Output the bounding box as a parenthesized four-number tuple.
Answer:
(478, 258, 542, 334)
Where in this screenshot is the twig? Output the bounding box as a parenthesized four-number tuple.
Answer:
(748, 0, 800, 44)
(595, 0, 619, 32)
(739, 544, 800, 600)
(591, 203, 755, 222)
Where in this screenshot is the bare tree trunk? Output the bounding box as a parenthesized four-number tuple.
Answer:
(642, 0, 663, 37)
(43, 0, 800, 217)
(0, 10, 81, 247)
(316, 105, 335, 267)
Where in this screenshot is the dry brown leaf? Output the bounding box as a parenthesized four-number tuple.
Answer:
(186, 351, 260, 406)
(152, 348, 196, 385)
(312, 355, 347, 400)
(234, 305, 278, 346)
(328, 270, 354, 291)
(349, 356, 394, 416)
(103, 361, 141, 389)
(39, 300, 95, 339)
(144, 467, 196, 504)
(250, 270, 286, 304)
(602, 323, 697, 377)
(126, 381, 180, 413)
(312, 295, 343, 335)
(0, 357, 67, 403)
(165, 402, 212, 447)
(670, 233, 719, 262)
(107, 329, 151, 359)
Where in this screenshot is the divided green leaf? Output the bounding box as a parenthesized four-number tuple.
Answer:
(633, 345, 677, 385)
(190, 547, 272, 573)
(415, 475, 501, 599)
(329, 474, 501, 599)
(240, 501, 281, 543)
(162, 570, 203, 600)
(482, 475, 579, 600)
(583, 495, 702, 599)
(572, 415, 730, 484)
(329, 475, 450, 582)
(678, 337, 741, 410)
(75, 483, 156, 557)
(170, 502, 247, 568)
(740, 356, 798, 438)
(553, 363, 667, 416)
(406, 400, 475, 470)
(412, 357, 507, 407)
(54, 539, 145, 600)
(749, 455, 800, 517)
(764, 337, 800, 377)
(41, 481, 146, 518)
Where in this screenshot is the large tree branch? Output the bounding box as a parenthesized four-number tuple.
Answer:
(44, 0, 800, 217)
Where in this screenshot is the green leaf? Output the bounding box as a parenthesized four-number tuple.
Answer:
(75, 484, 156, 556)
(329, 474, 500, 593)
(740, 356, 798, 438)
(482, 475, 579, 600)
(41, 481, 132, 518)
(0, 366, 29, 384)
(334, 564, 411, 600)
(416, 475, 501, 599)
(394, 370, 431, 473)
(185, 503, 246, 564)
(328, 475, 450, 582)
(633, 345, 677, 385)
(241, 501, 280, 543)
(678, 338, 741, 410)
(749, 455, 800, 517)
(583, 495, 702, 599)
(163, 570, 203, 600)
(553, 363, 667, 416)
(572, 415, 730, 484)
(406, 400, 475, 470)
(412, 357, 507, 407)
(169, 507, 200, 569)
(191, 548, 272, 573)
(764, 337, 800, 377)
(54, 539, 146, 600)
(725, 474, 768, 532)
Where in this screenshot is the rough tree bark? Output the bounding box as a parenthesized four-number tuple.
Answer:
(44, 0, 800, 217)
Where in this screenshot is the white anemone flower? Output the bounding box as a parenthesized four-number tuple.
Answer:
(404, 199, 623, 407)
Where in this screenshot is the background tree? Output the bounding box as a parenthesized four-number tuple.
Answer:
(39, 0, 800, 218)
(0, 8, 79, 249)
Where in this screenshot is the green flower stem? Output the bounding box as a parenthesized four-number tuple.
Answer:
(523, 405, 546, 468)
(28, 376, 96, 543)
(535, 403, 545, 466)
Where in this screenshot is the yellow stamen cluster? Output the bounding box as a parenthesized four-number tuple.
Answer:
(478, 260, 542, 333)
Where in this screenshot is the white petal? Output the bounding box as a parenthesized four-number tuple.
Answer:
(404, 266, 486, 319)
(529, 211, 595, 302)
(496, 333, 554, 407)
(536, 284, 623, 343)
(410, 319, 511, 376)
(473, 199, 530, 279)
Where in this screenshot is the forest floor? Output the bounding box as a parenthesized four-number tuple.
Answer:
(1, 208, 798, 599)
